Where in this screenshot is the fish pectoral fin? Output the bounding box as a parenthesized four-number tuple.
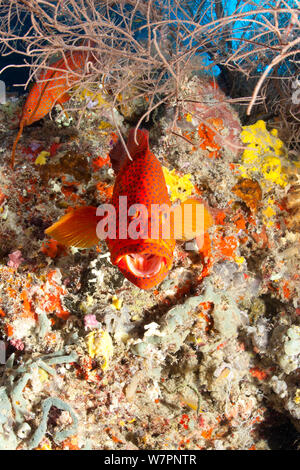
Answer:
(172, 198, 213, 241)
(45, 206, 100, 248)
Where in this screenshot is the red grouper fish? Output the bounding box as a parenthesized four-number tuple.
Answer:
(11, 49, 94, 169)
(45, 129, 214, 289)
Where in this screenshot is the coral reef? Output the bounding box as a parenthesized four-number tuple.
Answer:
(0, 75, 299, 450)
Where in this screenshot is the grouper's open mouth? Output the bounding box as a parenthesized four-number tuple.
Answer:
(119, 253, 166, 278)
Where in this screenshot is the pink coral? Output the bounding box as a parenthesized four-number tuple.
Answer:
(84, 314, 100, 330)
(7, 250, 24, 269)
(10, 338, 25, 351)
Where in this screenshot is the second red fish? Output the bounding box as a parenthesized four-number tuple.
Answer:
(11, 50, 94, 168)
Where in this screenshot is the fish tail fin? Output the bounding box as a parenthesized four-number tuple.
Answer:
(45, 206, 100, 248)
(172, 198, 214, 241)
(127, 128, 149, 159)
(11, 120, 25, 169)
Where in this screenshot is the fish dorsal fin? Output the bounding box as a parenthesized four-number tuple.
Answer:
(109, 128, 149, 174)
(108, 137, 127, 174)
(127, 128, 149, 159)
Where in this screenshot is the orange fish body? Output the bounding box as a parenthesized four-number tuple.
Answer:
(11, 50, 91, 168)
(107, 129, 175, 289)
(45, 129, 213, 290)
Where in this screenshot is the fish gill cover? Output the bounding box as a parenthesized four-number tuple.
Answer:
(0, 0, 299, 451)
